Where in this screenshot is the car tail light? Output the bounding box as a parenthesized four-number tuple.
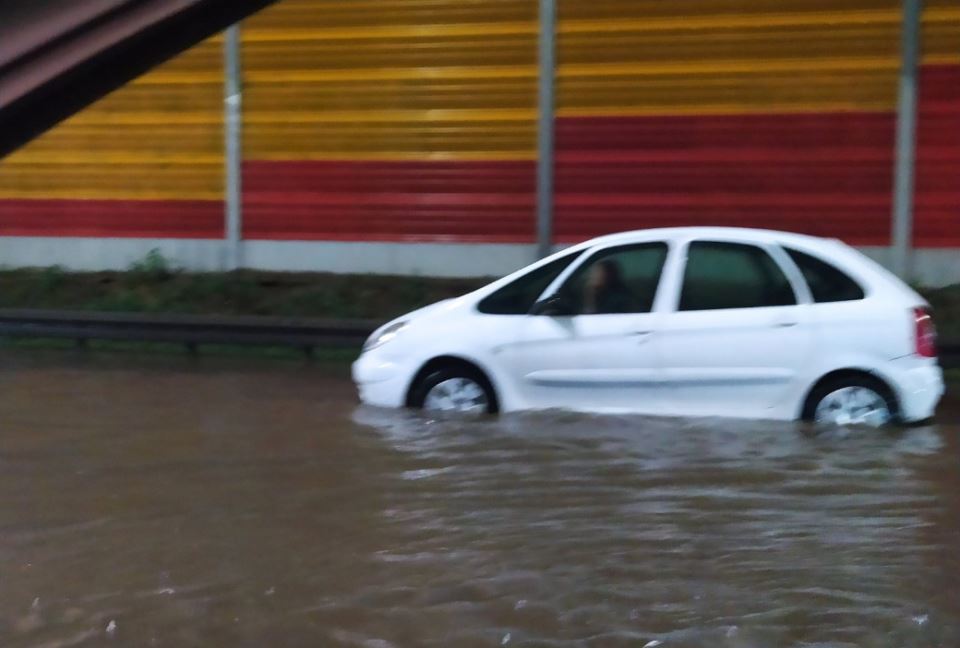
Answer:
(914, 307, 937, 358)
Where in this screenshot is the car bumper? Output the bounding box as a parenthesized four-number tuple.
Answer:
(351, 353, 409, 408)
(891, 361, 944, 423)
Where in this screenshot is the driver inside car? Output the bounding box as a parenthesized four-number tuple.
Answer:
(581, 259, 638, 314)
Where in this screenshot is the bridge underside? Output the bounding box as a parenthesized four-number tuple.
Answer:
(0, 0, 278, 157)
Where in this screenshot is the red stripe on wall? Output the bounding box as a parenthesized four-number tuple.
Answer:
(243, 160, 536, 242)
(0, 199, 223, 238)
(243, 112, 901, 245)
(915, 64, 960, 247)
(555, 111, 895, 245)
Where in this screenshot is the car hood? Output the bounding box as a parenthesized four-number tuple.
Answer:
(379, 297, 462, 331)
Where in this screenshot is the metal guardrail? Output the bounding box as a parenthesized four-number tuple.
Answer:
(0, 309, 379, 355)
(0, 308, 956, 367)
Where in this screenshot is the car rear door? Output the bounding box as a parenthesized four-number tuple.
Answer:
(655, 239, 815, 419)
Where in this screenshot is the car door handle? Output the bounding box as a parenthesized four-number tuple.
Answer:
(630, 330, 652, 336)
(772, 320, 798, 328)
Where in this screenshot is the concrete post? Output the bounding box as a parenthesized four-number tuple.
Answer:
(224, 24, 243, 270)
(891, 0, 922, 280)
(536, 0, 557, 259)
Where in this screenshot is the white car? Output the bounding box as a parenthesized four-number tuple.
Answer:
(353, 227, 944, 426)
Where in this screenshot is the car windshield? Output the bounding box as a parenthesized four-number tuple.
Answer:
(477, 250, 584, 315)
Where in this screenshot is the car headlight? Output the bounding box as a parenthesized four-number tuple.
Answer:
(363, 320, 408, 353)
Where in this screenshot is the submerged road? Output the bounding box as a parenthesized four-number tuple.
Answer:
(0, 349, 958, 647)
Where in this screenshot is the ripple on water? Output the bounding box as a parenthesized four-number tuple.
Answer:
(348, 407, 960, 646)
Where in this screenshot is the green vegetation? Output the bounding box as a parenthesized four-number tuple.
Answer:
(0, 250, 958, 339)
(0, 250, 487, 322)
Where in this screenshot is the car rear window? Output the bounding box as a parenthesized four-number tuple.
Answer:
(785, 247, 865, 303)
(477, 250, 583, 315)
(679, 241, 796, 311)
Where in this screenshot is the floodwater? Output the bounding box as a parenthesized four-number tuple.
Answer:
(0, 350, 958, 648)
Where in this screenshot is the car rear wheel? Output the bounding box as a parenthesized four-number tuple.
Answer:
(411, 367, 496, 415)
(804, 376, 896, 427)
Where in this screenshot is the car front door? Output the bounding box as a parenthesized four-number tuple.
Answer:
(502, 242, 671, 413)
(656, 239, 814, 419)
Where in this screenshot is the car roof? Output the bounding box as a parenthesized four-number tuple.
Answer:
(575, 227, 833, 249)
(558, 227, 922, 305)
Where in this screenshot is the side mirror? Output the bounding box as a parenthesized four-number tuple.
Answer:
(530, 294, 574, 316)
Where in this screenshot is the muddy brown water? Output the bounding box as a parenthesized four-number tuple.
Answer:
(0, 350, 958, 647)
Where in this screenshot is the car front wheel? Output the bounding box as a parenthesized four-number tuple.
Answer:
(410, 366, 496, 415)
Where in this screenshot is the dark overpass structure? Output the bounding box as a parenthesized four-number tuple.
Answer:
(0, 0, 278, 157)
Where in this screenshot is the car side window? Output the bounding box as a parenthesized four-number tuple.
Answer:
(556, 243, 668, 315)
(679, 241, 796, 311)
(785, 247, 865, 303)
(477, 250, 583, 315)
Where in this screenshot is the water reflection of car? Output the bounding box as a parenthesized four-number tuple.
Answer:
(352, 227, 943, 426)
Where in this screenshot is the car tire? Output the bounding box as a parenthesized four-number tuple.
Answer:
(410, 366, 498, 415)
(802, 374, 898, 427)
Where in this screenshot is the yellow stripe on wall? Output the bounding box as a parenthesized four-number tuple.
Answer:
(241, 0, 538, 160)
(0, 41, 223, 201)
(924, 1, 960, 64)
(1, 0, 954, 193)
(557, 0, 909, 115)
